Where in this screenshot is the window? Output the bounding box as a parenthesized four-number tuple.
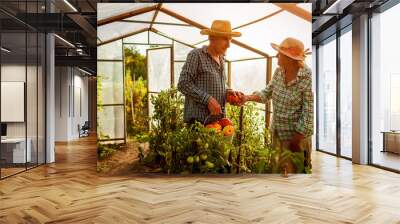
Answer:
(340, 28, 352, 158)
(317, 36, 337, 154)
(371, 3, 400, 171)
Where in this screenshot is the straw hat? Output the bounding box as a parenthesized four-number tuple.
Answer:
(201, 20, 241, 38)
(271, 37, 311, 61)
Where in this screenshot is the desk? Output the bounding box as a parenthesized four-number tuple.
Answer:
(1, 138, 31, 163)
(382, 131, 400, 154)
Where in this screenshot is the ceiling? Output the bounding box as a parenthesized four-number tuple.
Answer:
(1, 0, 397, 74)
(311, 0, 391, 44)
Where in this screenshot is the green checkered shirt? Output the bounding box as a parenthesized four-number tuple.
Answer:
(177, 46, 227, 124)
(255, 66, 314, 141)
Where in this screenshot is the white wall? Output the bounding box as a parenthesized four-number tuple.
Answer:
(55, 66, 69, 141)
(1, 65, 33, 138)
(55, 66, 89, 141)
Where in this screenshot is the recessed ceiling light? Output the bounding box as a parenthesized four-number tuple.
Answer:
(54, 34, 75, 48)
(78, 67, 93, 76)
(63, 0, 78, 12)
(1, 47, 11, 53)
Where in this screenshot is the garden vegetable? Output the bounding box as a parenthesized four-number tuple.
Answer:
(187, 156, 194, 164)
(222, 125, 235, 136)
(200, 153, 208, 161)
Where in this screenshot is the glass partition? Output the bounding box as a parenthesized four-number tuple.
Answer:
(0, 1, 47, 179)
(27, 31, 38, 169)
(1, 30, 28, 178)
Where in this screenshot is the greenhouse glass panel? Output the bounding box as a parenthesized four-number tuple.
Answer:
(155, 11, 191, 25)
(164, 3, 280, 28)
(174, 41, 193, 61)
(98, 40, 122, 60)
(152, 24, 202, 45)
(195, 40, 209, 48)
(226, 44, 261, 61)
(97, 62, 124, 105)
(97, 105, 125, 140)
(147, 48, 171, 92)
(97, 3, 156, 21)
(123, 31, 149, 44)
(236, 11, 311, 57)
(98, 22, 149, 42)
(149, 31, 173, 45)
(231, 59, 266, 95)
(124, 11, 155, 23)
(195, 40, 261, 61)
(174, 62, 184, 86)
(271, 57, 278, 75)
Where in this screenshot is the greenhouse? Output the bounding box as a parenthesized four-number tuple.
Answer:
(97, 3, 312, 144)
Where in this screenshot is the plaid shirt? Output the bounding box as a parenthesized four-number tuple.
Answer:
(177, 46, 226, 124)
(255, 66, 314, 141)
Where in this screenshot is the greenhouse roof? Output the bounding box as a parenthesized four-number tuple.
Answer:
(97, 3, 312, 61)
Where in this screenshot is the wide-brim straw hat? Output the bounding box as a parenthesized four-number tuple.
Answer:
(200, 20, 241, 38)
(271, 37, 311, 61)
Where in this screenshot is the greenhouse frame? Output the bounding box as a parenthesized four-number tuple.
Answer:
(97, 3, 312, 143)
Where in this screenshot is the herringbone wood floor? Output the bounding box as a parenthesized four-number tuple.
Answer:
(1, 136, 400, 224)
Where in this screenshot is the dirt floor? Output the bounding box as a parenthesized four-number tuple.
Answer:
(97, 140, 154, 175)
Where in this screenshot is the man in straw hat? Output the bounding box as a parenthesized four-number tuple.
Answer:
(240, 37, 313, 175)
(178, 20, 244, 125)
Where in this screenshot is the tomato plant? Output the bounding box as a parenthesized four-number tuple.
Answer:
(139, 88, 311, 174)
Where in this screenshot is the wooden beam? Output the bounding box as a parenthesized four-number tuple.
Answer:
(160, 6, 270, 58)
(231, 39, 269, 58)
(230, 57, 266, 63)
(97, 4, 158, 26)
(273, 3, 311, 22)
(233, 9, 284, 30)
(98, 28, 149, 46)
(121, 20, 191, 27)
(193, 39, 208, 46)
(150, 3, 162, 30)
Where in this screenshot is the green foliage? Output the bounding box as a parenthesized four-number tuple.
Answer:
(96, 74, 107, 139)
(124, 46, 149, 137)
(150, 88, 185, 132)
(227, 102, 265, 148)
(145, 122, 235, 174)
(124, 46, 147, 80)
(98, 142, 121, 160)
(139, 88, 311, 174)
(140, 88, 232, 173)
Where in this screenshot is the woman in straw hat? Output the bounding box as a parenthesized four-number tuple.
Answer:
(178, 20, 244, 126)
(240, 37, 313, 175)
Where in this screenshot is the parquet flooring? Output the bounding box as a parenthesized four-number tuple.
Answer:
(1, 136, 400, 223)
